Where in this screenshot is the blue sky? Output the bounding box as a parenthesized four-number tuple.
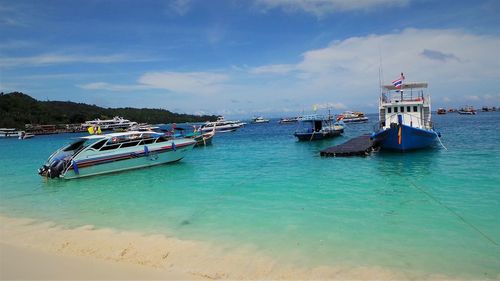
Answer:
(1, 0, 499, 117)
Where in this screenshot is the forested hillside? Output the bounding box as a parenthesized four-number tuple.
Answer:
(0, 92, 217, 128)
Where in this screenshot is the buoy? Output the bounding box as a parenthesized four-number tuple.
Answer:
(72, 161, 79, 175)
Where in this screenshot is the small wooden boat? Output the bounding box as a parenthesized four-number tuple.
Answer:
(192, 130, 215, 146)
(176, 126, 215, 147)
(437, 108, 446, 114)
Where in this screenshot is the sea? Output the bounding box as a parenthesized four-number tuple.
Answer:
(1, 112, 499, 279)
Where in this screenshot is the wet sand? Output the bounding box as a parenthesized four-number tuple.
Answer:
(0, 214, 456, 280)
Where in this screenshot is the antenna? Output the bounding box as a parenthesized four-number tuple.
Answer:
(378, 47, 384, 95)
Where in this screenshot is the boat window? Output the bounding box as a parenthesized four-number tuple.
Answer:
(407, 106, 411, 112)
(90, 139, 106, 150)
(100, 144, 120, 151)
(120, 140, 140, 148)
(400, 106, 405, 112)
(394, 107, 398, 113)
(387, 107, 392, 113)
(63, 140, 86, 151)
(142, 138, 155, 145)
(413, 106, 418, 112)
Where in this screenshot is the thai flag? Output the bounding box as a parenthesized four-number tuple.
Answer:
(392, 73, 405, 89)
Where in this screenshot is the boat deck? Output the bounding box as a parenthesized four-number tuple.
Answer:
(320, 134, 375, 157)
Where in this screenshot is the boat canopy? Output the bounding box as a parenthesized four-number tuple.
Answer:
(382, 82, 428, 90)
(79, 131, 163, 140)
(299, 114, 327, 121)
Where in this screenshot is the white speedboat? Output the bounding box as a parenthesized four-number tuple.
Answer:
(458, 106, 476, 115)
(81, 116, 138, 131)
(0, 128, 21, 138)
(38, 131, 195, 179)
(279, 117, 299, 124)
(336, 111, 369, 123)
(251, 116, 270, 123)
(201, 116, 244, 133)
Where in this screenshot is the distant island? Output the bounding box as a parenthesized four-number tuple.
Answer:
(0, 92, 218, 129)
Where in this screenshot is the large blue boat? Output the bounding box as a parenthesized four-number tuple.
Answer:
(371, 79, 440, 151)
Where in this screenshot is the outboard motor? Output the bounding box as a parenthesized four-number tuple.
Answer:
(38, 158, 70, 179)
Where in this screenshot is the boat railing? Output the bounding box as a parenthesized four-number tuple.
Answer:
(378, 112, 433, 130)
(381, 90, 425, 104)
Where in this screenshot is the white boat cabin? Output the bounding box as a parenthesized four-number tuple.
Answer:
(378, 82, 432, 130)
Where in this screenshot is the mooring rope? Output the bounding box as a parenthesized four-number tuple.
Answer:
(405, 176, 498, 246)
(436, 135, 448, 150)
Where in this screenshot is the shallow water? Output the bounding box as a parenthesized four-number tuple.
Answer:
(1, 112, 499, 279)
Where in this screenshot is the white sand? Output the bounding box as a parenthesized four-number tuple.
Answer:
(0, 214, 457, 280)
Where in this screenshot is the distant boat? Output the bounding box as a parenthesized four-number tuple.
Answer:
(294, 114, 344, 141)
(38, 131, 195, 179)
(448, 108, 457, 112)
(458, 106, 476, 115)
(191, 128, 215, 147)
(200, 116, 244, 133)
(371, 76, 440, 151)
(481, 106, 496, 112)
(437, 108, 447, 114)
(251, 116, 270, 123)
(336, 111, 369, 123)
(82, 116, 138, 131)
(173, 126, 216, 147)
(18, 131, 35, 140)
(0, 128, 21, 138)
(128, 123, 160, 132)
(279, 117, 299, 124)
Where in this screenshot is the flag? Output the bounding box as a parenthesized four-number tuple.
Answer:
(392, 73, 405, 89)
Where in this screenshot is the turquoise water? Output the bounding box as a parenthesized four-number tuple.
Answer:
(1, 113, 499, 278)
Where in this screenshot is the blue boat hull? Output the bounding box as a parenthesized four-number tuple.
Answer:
(371, 125, 438, 151)
(294, 130, 341, 141)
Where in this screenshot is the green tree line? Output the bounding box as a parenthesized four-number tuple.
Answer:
(0, 92, 217, 129)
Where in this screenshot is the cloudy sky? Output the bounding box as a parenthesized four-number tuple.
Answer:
(1, 0, 499, 117)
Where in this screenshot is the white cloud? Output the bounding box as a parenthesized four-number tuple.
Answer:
(0, 40, 35, 50)
(167, 0, 192, 16)
(250, 64, 297, 74)
(251, 28, 500, 93)
(138, 71, 229, 94)
(255, 0, 410, 17)
(0, 53, 137, 68)
(78, 82, 149, 92)
(314, 102, 347, 110)
(78, 28, 500, 116)
(80, 71, 230, 95)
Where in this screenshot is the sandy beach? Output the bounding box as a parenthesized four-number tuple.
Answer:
(0, 215, 426, 280)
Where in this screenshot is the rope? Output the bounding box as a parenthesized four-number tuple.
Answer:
(309, 130, 316, 142)
(405, 177, 498, 246)
(436, 134, 448, 150)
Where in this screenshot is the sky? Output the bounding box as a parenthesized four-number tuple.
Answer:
(1, 0, 499, 118)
